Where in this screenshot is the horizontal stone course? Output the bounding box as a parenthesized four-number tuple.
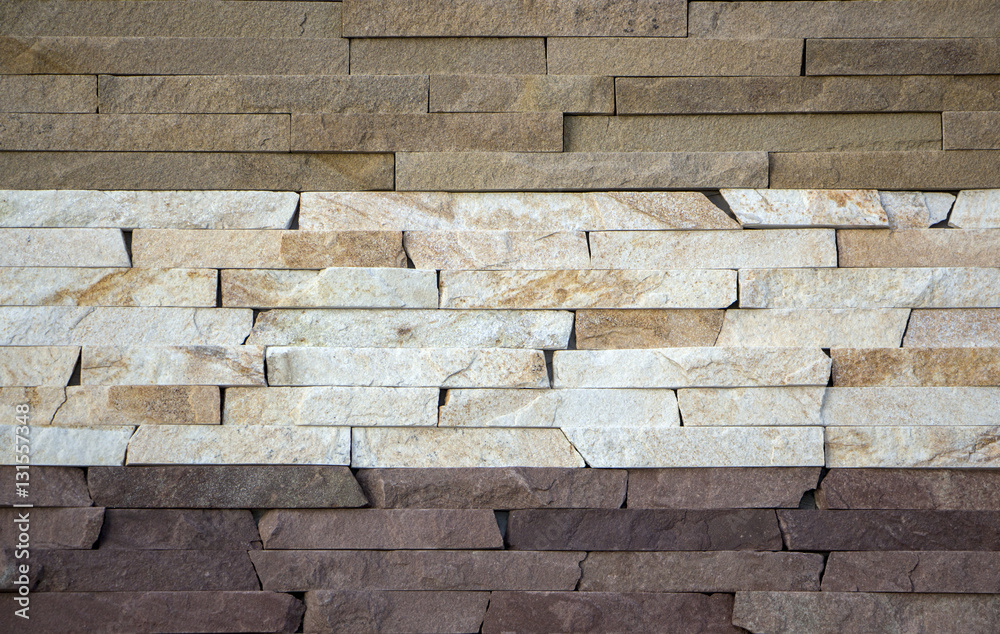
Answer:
(826, 426, 1000, 468)
(2, 228, 128, 267)
(721, 188, 888, 227)
(0, 74, 96, 113)
(821, 387, 1000, 426)
(404, 230, 589, 270)
(350, 37, 545, 75)
(880, 190, 954, 228)
(430, 74, 613, 114)
(944, 111, 1000, 150)
(831, 348, 1000, 386)
(823, 551, 1000, 593)
(0, 466, 91, 506)
(806, 38, 1000, 75)
(716, 309, 909, 348)
(770, 150, 1000, 189)
(951, 189, 1000, 228)
(81, 345, 264, 386)
(19, 385, 220, 426)
(778, 509, 1000, 550)
(817, 468, 1000, 510)
(223, 269, 438, 309)
(575, 309, 724, 349)
(678, 387, 824, 427)
(0, 507, 102, 549)
(305, 590, 489, 634)
(627, 468, 820, 509)
(224, 386, 437, 427)
(98, 509, 261, 550)
(0, 425, 132, 466)
(0, 346, 78, 386)
(126, 425, 351, 465)
(838, 229, 1000, 267)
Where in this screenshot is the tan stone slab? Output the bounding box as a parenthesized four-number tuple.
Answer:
(616, 76, 946, 115)
(690, 1, 1000, 39)
(224, 387, 438, 427)
(878, 191, 952, 229)
(299, 191, 738, 231)
(741, 267, 1000, 309)
(439, 389, 680, 428)
(716, 309, 910, 348)
(821, 387, 1000, 427)
(903, 309, 1000, 347)
(343, 0, 684, 37)
(439, 270, 736, 309)
(590, 229, 837, 269)
(292, 113, 561, 153)
(678, 387, 825, 427)
(246, 309, 573, 349)
(430, 75, 613, 114)
(944, 111, 1000, 150)
(41, 385, 220, 426)
(553, 348, 832, 389)
(0, 37, 348, 75)
(0, 1, 342, 38)
(100, 75, 427, 115)
(832, 348, 1000, 387)
(770, 151, 1000, 190)
(352, 427, 586, 468)
(82, 346, 265, 387)
(131, 230, 405, 269)
(351, 38, 545, 75)
(127, 425, 351, 465)
(0, 75, 95, 113)
(564, 427, 825, 467)
(565, 114, 940, 153)
(838, 229, 1000, 268)
(396, 152, 769, 190)
(404, 231, 588, 270)
(0, 424, 132, 466)
(0, 152, 393, 191)
(3, 228, 128, 266)
(827, 426, 1000, 467)
(575, 310, 724, 350)
(807, 38, 1000, 75)
(951, 190, 1000, 228)
(0, 268, 215, 306)
(945, 76, 1000, 110)
(0, 386, 65, 424)
(0, 113, 288, 152)
(721, 189, 888, 228)
(0, 346, 78, 387)
(267, 347, 548, 388)
(222, 269, 437, 309)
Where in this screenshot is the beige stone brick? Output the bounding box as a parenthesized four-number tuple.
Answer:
(350, 38, 545, 75)
(0, 75, 95, 113)
(806, 38, 1000, 75)
(430, 75, 613, 113)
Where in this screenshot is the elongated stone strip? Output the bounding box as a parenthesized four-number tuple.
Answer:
(82, 346, 265, 386)
(678, 387, 825, 426)
(224, 387, 438, 427)
(0, 346, 78, 386)
(0, 268, 216, 307)
(903, 309, 1000, 347)
(221, 268, 438, 309)
(838, 229, 1000, 267)
(831, 348, 1000, 386)
(826, 426, 1000, 467)
(1, 228, 128, 266)
(715, 309, 910, 348)
(37, 386, 220, 426)
(575, 309, 724, 349)
(720, 189, 887, 227)
(403, 231, 590, 270)
(0, 425, 132, 466)
(822, 387, 1000, 426)
(950, 189, 1000, 228)
(126, 425, 351, 465)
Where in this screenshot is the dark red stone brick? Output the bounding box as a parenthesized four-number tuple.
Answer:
(0, 507, 102, 549)
(778, 510, 1000, 550)
(818, 469, 1000, 510)
(628, 468, 820, 509)
(304, 590, 489, 633)
(98, 509, 261, 550)
(0, 467, 91, 507)
(823, 551, 1000, 593)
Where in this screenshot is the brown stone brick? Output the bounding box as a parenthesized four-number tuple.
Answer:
(831, 348, 1000, 386)
(575, 310, 725, 349)
(0, 466, 91, 506)
(304, 590, 490, 634)
(807, 38, 1000, 75)
(778, 509, 1000, 550)
(351, 38, 545, 75)
(945, 76, 1000, 110)
(944, 111, 1000, 149)
(430, 75, 613, 113)
(627, 468, 820, 509)
(0, 75, 95, 113)
(769, 151, 1000, 189)
(0, 508, 102, 549)
(823, 551, 1000, 593)
(818, 468, 1000, 510)
(838, 229, 1000, 267)
(98, 510, 261, 550)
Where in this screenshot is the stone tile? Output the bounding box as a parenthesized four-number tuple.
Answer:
(808, 37, 1000, 75)
(259, 509, 503, 549)
(0, 508, 102, 549)
(440, 270, 736, 309)
(831, 348, 1000, 386)
(904, 309, 1000, 347)
(81, 346, 264, 386)
(0, 386, 64, 425)
(575, 309, 724, 349)
(838, 229, 1000, 267)
(293, 113, 562, 152)
(507, 509, 782, 551)
(0, 307, 249, 345)
(564, 427, 825, 468)
(0, 113, 288, 152)
(740, 267, 1000, 309)
(126, 425, 351, 465)
(733, 591, 1000, 633)
(822, 387, 1000, 426)
(779, 509, 1000, 550)
(817, 468, 1000, 510)
(267, 347, 548, 388)
(823, 551, 1000, 593)
(98, 509, 260, 550)
(439, 388, 679, 428)
(590, 229, 837, 269)
(951, 189, 1000, 228)
(926, 192, 958, 223)
(0, 75, 95, 113)
(945, 76, 1000, 110)
(770, 150, 1000, 190)
(132, 229, 405, 269)
(482, 592, 743, 634)
(224, 387, 437, 427)
(251, 550, 585, 591)
(246, 310, 573, 349)
(580, 551, 824, 592)
(0, 270, 215, 307)
(716, 309, 909, 348)
(431, 75, 613, 114)
(305, 590, 489, 634)
(404, 231, 588, 270)
(826, 426, 1000, 468)
(0, 189, 298, 229)
(50, 386, 220, 426)
(944, 111, 1000, 149)
(627, 467, 821, 509)
(0, 36, 349, 75)
(0, 152, 394, 191)
(722, 189, 888, 228)
(565, 113, 940, 152)
(355, 468, 626, 509)
(879, 191, 953, 229)
(396, 151, 769, 190)
(0, 466, 91, 506)
(0, 425, 132, 466)
(1, 228, 127, 267)
(0, 346, 78, 386)
(351, 38, 545, 75)
(548, 38, 801, 75)
(223, 269, 437, 309)
(88, 465, 367, 508)
(678, 387, 825, 426)
(553, 348, 831, 388)
(299, 191, 739, 231)
(100, 74, 427, 115)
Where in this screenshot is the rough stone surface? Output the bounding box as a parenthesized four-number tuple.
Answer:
(259, 509, 503, 549)
(355, 468, 627, 509)
(126, 425, 351, 465)
(0, 74, 95, 113)
(951, 189, 1000, 228)
(0, 425, 132, 466)
(575, 309, 724, 349)
(826, 426, 1000, 468)
(440, 269, 736, 309)
(722, 189, 888, 227)
(627, 468, 821, 509)
(430, 75, 613, 113)
(821, 387, 1000, 426)
(304, 590, 490, 634)
(944, 111, 1000, 150)
(0, 507, 102, 549)
(817, 468, 1000, 510)
(831, 348, 1000, 386)
(224, 387, 438, 427)
(926, 192, 957, 223)
(0, 466, 91, 506)
(807, 38, 1000, 75)
(222, 269, 437, 309)
(404, 231, 589, 270)
(0, 346, 78, 386)
(823, 551, 1000, 593)
(354, 427, 586, 468)
(838, 229, 1000, 267)
(0, 268, 216, 307)
(351, 38, 545, 75)
(1, 228, 128, 267)
(81, 345, 265, 386)
(879, 190, 953, 229)
(678, 387, 825, 426)
(267, 346, 549, 388)
(589, 229, 837, 269)
(715, 309, 909, 348)
(48, 385, 220, 426)
(98, 509, 261, 550)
